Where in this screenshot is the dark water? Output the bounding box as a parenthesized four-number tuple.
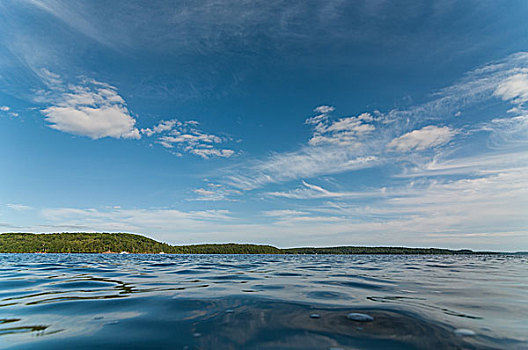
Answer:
(0, 254, 526, 349)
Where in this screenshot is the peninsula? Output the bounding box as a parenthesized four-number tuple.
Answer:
(0, 232, 489, 254)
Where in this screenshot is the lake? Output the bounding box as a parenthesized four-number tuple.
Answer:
(0, 254, 526, 349)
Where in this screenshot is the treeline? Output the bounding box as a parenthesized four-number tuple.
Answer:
(282, 247, 474, 255)
(0, 233, 281, 254)
(0, 232, 477, 254)
(0, 232, 176, 254)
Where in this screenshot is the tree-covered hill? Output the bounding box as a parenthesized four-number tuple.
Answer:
(0, 232, 176, 254)
(0, 232, 479, 254)
(0, 233, 282, 254)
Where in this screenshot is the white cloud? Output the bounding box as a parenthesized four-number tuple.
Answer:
(6, 203, 33, 211)
(43, 105, 140, 139)
(387, 125, 455, 152)
(159, 133, 221, 146)
(494, 73, 528, 105)
(141, 119, 179, 137)
(262, 210, 309, 217)
(39, 73, 140, 139)
(301, 181, 331, 194)
(0, 105, 17, 118)
(306, 112, 375, 146)
(192, 183, 242, 201)
(194, 188, 215, 196)
(189, 148, 235, 159)
(313, 105, 335, 114)
(273, 215, 346, 224)
(38, 68, 63, 87)
(142, 119, 235, 159)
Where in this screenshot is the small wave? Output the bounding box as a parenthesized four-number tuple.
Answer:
(0, 254, 525, 349)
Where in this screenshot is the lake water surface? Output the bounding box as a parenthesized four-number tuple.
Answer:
(0, 254, 526, 349)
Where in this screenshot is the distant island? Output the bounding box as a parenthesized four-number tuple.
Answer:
(0, 232, 498, 254)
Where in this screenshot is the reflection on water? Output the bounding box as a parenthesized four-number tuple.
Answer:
(0, 254, 526, 349)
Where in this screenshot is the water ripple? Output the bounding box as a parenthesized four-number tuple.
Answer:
(0, 253, 526, 349)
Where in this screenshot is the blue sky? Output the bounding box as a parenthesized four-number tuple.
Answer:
(1, 0, 527, 250)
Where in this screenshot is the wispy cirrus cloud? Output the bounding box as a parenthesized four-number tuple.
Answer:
(260, 158, 528, 248)
(385, 52, 528, 124)
(20, 0, 428, 54)
(493, 73, 528, 106)
(192, 183, 241, 201)
(4, 178, 525, 248)
(4, 146, 526, 248)
(262, 209, 309, 217)
(484, 115, 528, 149)
(40, 207, 233, 234)
(5, 203, 33, 211)
(397, 150, 528, 178)
(227, 149, 378, 190)
(267, 181, 380, 200)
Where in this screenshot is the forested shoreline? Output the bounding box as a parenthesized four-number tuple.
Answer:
(0, 232, 487, 254)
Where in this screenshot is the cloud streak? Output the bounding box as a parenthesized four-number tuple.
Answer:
(227, 148, 378, 190)
(39, 207, 233, 235)
(267, 181, 381, 200)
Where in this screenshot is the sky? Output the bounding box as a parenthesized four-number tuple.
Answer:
(1, 0, 527, 251)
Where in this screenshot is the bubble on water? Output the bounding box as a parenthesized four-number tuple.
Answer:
(225, 309, 234, 314)
(454, 328, 476, 337)
(309, 313, 321, 319)
(346, 313, 374, 322)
